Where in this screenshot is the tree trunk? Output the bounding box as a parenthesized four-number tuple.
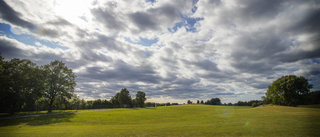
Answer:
(48, 98, 54, 113)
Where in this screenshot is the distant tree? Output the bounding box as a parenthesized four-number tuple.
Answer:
(261, 96, 266, 104)
(165, 102, 170, 106)
(80, 99, 87, 109)
(171, 103, 179, 105)
(252, 102, 258, 107)
(145, 102, 156, 107)
(265, 75, 312, 106)
(187, 100, 192, 104)
(93, 99, 102, 109)
(301, 90, 320, 105)
(236, 101, 248, 106)
(200, 100, 204, 104)
(228, 103, 233, 106)
(68, 94, 80, 110)
(205, 98, 221, 105)
(135, 91, 146, 108)
(102, 99, 113, 108)
(0, 53, 4, 75)
(42, 60, 76, 113)
(197, 100, 200, 104)
(86, 101, 93, 109)
(111, 93, 120, 107)
(132, 99, 137, 107)
(118, 88, 132, 108)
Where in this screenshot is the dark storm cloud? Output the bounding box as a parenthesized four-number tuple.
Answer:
(76, 34, 123, 53)
(0, 37, 65, 66)
(129, 4, 180, 32)
(79, 60, 161, 84)
(273, 47, 320, 64)
(46, 17, 72, 26)
(129, 12, 158, 31)
(0, 1, 61, 38)
(287, 4, 320, 34)
(0, 38, 24, 58)
(172, 77, 201, 86)
(91, 6, 126, 31)
(228, 26, 319, 73)
(239, 0, 283, 20)
(0, 0, 34, 29)
(187, 59, 219, 71)
(201, 74, 230, 83)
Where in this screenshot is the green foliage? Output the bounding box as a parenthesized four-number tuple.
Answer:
(301, 90, 320, 105)
(205, 98, 221, 105)
(237, 100, 262, 106)
(0, 56, 78, 113)
(252, 102, 258, 107)
(0, 58, 45, 113)
(42, 60, 77, 113)
(118, 88, 132, 108)
(110, 93, 120, 107)
(265, 75, 313, 106)
(135, 91, 146, 107)
(187, 100, 192, 104)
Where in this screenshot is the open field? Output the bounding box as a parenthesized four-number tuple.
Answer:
(0, 105, 319, 137)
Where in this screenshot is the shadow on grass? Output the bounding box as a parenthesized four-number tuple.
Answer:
(299, 104, 320, 108)
(0, 113, 76, 126)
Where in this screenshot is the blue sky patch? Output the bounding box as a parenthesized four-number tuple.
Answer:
(125, 37, 158, 47)
(312, 59, 320, 64)
(146, 0, 156, 3)
(169, 15, 203, 33)
(0, 23, 68, 50)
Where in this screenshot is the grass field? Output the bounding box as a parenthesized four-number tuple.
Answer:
(0, 105, 319, 137)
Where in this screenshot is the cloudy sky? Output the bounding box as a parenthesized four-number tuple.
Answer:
(0, 0, 319, 103)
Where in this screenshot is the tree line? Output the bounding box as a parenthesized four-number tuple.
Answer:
(187, 75, 319, 107)
(187, 98, 222, 105)
(0, 55, 76, 114)
(0, 54, 153, 113)
(1, 54, 318, 114)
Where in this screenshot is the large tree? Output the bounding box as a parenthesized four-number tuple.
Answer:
(135, 91, 146, 108)
(42, 60, 76, 113)
(265, 75, 313, 106)
(0, 58, 45, 113)
(118, 88, 132, 108)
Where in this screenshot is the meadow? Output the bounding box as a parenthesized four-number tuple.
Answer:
(0, 105, 319, 137)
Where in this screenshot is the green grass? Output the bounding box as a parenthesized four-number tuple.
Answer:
(299, 104, 320, 108)
(0, 105, 319, 137)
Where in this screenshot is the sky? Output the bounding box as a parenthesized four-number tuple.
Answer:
(0, 0, 319, 104)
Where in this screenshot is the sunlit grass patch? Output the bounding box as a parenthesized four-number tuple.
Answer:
(0, 104, 319, 136)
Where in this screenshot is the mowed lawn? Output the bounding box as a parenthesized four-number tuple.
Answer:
(0, 105, 319, 137)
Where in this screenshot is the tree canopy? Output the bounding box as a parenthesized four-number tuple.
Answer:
(0, 54, 77, 114)
(118, 88, 132, 108)
(0, 58, 46, 114)
(43, 60, 76, 113)
(205, 98, 221, 105)
(265, 75, 313, 106)
(135, 91, 146, 107)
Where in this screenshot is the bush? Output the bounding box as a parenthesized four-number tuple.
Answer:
(252, 102, 258, 108)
